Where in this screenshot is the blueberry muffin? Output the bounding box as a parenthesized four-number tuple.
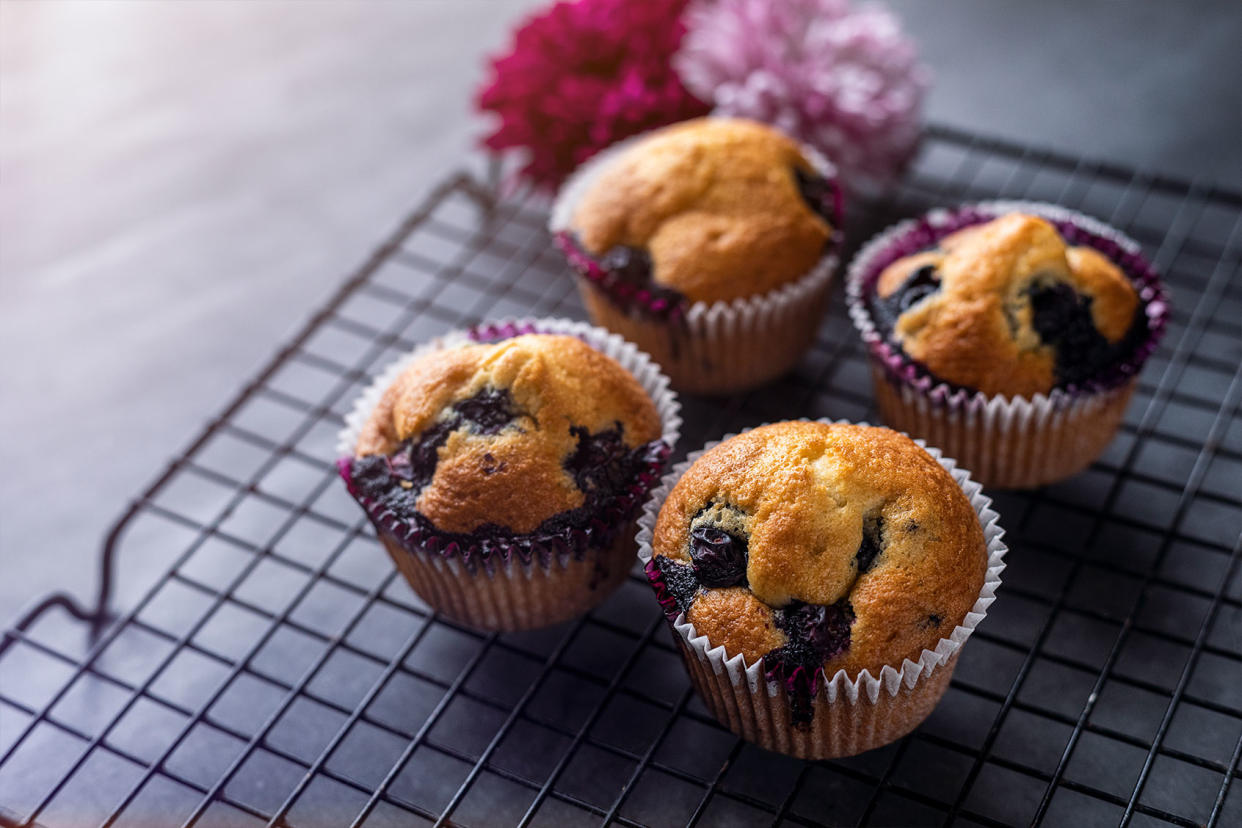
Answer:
(645, 422, 998, 758)
(869, 212, 1146, 397)
(340, 329, 675, 631)
(847, 202, 1167, 488)
(552, 117, 842, 394)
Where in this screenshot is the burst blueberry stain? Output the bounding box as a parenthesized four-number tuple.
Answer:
(350, 454, 395, 502)
(772, 601, 856, 665)
(452, 386, 521, 434)
(406, 419, 455, 489)
(689, 525, 748, 587)
(793, 166, 835, 225)
(566, 423, 634, 494)
(764, 599, 857, 724)
(898, 265, 941, 311)
(652, 555, 700, 617)
(854, 516, 884, 574)
(871, 263, 942, 333)
(921, 613, 943, 629)
(599, 245, 653, 287)
(1027, 281, 1146, 388)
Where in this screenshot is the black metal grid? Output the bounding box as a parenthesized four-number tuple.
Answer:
(2, 125, 1240, 828)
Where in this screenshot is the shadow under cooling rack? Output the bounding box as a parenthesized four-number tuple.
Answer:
(1, 125, 1241, 828)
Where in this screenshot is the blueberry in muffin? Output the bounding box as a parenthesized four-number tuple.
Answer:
(341, 332, 671, 630)
(647, 421, 988, 725)
(868, 213, 1147, 397)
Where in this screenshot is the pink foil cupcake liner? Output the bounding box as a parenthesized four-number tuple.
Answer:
(845, 200, 1169, 488)
(549, 122, 845, 394)
(637, 419, 1007, 760)
(337, 317, 682, 630)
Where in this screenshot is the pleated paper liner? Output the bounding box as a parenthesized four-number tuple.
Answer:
(845, 200, 1168, 488)
(337, 318, 682, 631)
(637, 420, 1007, 760)
(550, 121, 844, 395)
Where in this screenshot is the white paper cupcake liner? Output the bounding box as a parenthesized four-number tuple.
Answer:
(336, 317, 682, 631)
(845, 200, 1168, 488)
(636, 419, 1007, 758)
(549, 120, 843, 394)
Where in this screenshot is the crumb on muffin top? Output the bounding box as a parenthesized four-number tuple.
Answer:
(570, 117, 833, 305)
(872, 213, 1141, 397)
(651, 422, 987, 679)
(355, 334, 662, 534)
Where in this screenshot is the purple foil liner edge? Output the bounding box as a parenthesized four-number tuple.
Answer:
(466, 320, 541, 343)
(850, 204, 1170, 406)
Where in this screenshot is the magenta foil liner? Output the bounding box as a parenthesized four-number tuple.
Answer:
(336, 317, 682, 575)
(846, 200, 1169, 407)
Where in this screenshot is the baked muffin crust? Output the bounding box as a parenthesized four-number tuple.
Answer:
(651, 422, 987, 680)
(870, 213, 1141, 397)
(354, 334, 661, 534)
(571, 118, 833, 305)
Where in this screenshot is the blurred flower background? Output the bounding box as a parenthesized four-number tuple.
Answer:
(476, 0, 928, 190)
(477, 0, 707, 190)
(677, 0, 928, 188)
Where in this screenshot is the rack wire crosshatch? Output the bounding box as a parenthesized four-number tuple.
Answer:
(1, 124, 1240, 828)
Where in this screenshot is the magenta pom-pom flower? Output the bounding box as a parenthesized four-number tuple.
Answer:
(676, 0, 930, 187)
(476, 0, 709, 191)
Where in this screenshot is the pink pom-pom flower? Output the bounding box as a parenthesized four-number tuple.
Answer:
(476, 0, 710, 191)
(675, 0, 930, 187)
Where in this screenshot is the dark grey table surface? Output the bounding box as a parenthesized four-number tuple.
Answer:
(2, 0, 1240, 625)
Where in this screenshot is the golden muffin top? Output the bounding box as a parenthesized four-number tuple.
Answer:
(872, 213, 1140, 396)
(650, 422, 987, 679)
(571, 117, 834, 305)
(354, 334, 662, 534)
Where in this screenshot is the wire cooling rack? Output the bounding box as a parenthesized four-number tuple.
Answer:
(1, 125, 1240, 828)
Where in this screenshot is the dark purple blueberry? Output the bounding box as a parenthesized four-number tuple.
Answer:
(793, 166, 835, 225)
(854, 516, 883, 575)
(452, 386, 521, 434)
(899, 265, 941, 310)
(599, 245, 654, 286)
(921, 613, 944, 629)
(775, 599, 855, 664)
(689, 525, 748, 587)
(351, 455, 393, 501)
(871, 263, 942, 335)
(1028, 282, 1117, 387)
(652, 554, 700, 616)
(565, 424, 633, 493)
(406, 419, 456, 489)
